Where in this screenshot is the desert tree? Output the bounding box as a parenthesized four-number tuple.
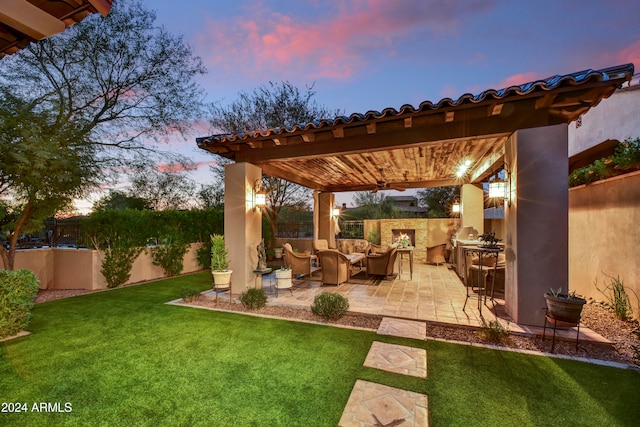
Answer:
(127, 166, 197, 211)
(0, 0, 206, 269)
(416, 186, 460, 218)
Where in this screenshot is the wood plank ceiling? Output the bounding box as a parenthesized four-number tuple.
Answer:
(198, 65, 634, 193)
(0, 0, 112, 58)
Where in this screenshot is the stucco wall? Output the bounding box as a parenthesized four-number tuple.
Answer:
(569, 170, 640, 319)
(14, 243, 204, 290)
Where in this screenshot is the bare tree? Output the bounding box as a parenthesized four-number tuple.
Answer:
(208, 82, 341, 246)
(128, 167, 197, 211)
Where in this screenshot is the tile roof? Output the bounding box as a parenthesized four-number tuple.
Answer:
(197, 63, 634, 145)
(197, 63, 634, 193)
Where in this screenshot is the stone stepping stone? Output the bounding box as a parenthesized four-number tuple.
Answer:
(364, 341, 427, 378)
(339, 380, 429, 426)
(377, 317, 427, 340)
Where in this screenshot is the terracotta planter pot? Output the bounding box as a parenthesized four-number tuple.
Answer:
(544, 293, 586, 323)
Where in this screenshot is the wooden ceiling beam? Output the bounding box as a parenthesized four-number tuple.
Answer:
(470, 145, 505, 183)
(259, 163, 329, 191)
(232, 113, 535, 163)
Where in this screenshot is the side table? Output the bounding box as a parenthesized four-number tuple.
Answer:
(396, 246, 414, 280)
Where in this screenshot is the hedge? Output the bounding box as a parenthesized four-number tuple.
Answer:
(0, 269, 40, 338)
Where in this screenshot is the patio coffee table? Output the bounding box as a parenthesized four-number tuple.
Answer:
(345, 252, 366, 274)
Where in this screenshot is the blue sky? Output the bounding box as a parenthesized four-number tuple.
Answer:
(82, 0, 640, 210)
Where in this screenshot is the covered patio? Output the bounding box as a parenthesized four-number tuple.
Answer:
(197, 63, 634, 327)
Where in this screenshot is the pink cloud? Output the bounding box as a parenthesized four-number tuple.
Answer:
(195, 0, 489, 82)
(156, 161, 218, 173)
(497, 72, 541, 89)
(616, 39, 640, 69)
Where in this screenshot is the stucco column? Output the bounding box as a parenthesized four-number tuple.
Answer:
(504, 124, 568, 325)
(317, 192, 336, 248)
(224, 162, 263, 295)
(461, 183, 484, 235)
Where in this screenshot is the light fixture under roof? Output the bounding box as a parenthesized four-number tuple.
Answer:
(456, 159, 473, 177)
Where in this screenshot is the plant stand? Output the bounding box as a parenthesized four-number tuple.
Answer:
(213, 282, 231, 303)
(212, 270, 233, 303)
(542, 311, 581, 352)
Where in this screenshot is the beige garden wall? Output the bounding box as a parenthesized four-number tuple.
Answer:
(14, 243, 204, 290)
(569, 170, 640, 319)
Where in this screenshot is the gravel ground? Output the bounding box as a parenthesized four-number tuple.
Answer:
(35, 289, 640, 367)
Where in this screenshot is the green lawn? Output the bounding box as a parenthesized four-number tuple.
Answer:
(1, 272, 639, 426)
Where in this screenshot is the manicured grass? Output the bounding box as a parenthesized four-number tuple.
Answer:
(1, 272, 639, 426)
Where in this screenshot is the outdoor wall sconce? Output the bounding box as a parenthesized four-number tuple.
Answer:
(488, 180, 506, 198)
(332, 207, 341, 218)
(452, 201, 460, 214)
(488, 166, 511, 206)
(252, 179, 267, 212)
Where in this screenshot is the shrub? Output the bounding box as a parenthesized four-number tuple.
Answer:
(240, 288, 267, 310)
(569, 137, 640, 187)
(311, 292, 349, 320)
(151, 237, 189, 277)
(101, 240, 143, 288)
(180, 286, 201, 302)
(0, 270, 40, 338)
(476, 318, 510, 344)
(595, 274, 637, 321)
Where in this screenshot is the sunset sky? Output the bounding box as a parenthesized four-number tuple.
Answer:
(86, 0, 640, 210)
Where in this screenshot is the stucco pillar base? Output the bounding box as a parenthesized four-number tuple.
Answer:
(224, 162, 263, 296)
(317, 192, 336, 248)
(505, 124, 568, 325)
(461, 184, 484, 235)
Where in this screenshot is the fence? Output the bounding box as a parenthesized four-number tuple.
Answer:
(274, 220, 364, 239)
(275, 222, 314, 239)
(12, 217, 89, 249)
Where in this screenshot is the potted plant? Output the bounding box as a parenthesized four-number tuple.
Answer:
(274, 247, 283, 259)
(544, 287, 586, 322)
(274, 266, 292, 292)
(210, 234, 232, 288)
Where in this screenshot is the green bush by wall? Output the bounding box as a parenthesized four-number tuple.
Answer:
(570, 137, 640, 187)
(82, 209, 224, 285)
(0, 269, 40, 338)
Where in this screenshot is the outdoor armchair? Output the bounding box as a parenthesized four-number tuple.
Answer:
(283, 243, 313, 277)
(317, 250, 351, 286)
(313, 239, 330, 253)
(366, 246, 398, 278)
(369, 243, 384, 254)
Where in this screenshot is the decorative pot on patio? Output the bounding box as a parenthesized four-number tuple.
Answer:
(275, 268, 292, 290)
(274, 247, 283, 259)
(210, 234, 233, 291)
(544, 289, 586, 322)
(212, 270, 233, 287)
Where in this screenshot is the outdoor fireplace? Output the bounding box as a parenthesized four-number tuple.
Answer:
(392, 229, 415, 246)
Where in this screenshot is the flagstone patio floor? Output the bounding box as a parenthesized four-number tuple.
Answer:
(261, 260, 610, 345)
